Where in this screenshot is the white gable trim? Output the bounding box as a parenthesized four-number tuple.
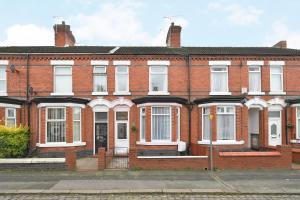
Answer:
(245, 97, 267, 110)
(268, 98, 286, 108)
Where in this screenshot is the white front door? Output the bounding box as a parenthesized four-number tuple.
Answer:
(115, 111, 129, 155)
(268, 111, 282, 146)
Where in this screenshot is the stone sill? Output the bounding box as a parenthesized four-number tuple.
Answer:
(219, 151, 281, 157)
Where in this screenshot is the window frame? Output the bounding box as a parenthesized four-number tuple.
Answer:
(53, 66, 73, 95)
(201, 107, 210, 141)
(149, 65, 169, 94)
(73, 107, 81, 143)
(176, 107, 180, 141)
(216, 106, 236, 141)
(248, 65, 262, 93)
(0, 66, 7, 94)
(46, 107, 66, 144)
(5, 108, 16, 127)
(115, 65, 129, 94)
(151, 106, 172, 142)
(140, 107, 146, 142)
(296, 107, 300, 140)
(270, 65, 283, 92)
(210, 65, 229, 94)
(93, 66, 108, 94)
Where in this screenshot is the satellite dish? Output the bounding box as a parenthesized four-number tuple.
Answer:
(10, 64, 16, 73)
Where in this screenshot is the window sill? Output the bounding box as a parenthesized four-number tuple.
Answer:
(209, 92, 232, 96)
(136, 141, 178, 146)
(197, 140, 245, 145)
(0, 92, 7, 96)
(148, 91, 170, 96)
(50, 92, 74, 96)
(269, 91, 286, 95)
(248, 92, 265, 95)
(113, 92, 131, 96)
(36, 142, 86, 147)
(290, 140, 300, 144)
(92, 92, 108, 96)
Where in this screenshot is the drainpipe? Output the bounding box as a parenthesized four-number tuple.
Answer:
(285, 103, 289, 145)
(26, 54, 30, 127)
(186, 54, 192, 154)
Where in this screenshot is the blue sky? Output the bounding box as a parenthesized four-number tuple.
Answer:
(0, 0, 300, 48)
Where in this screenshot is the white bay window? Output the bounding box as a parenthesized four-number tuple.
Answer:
(46, 108, 66, 143)
(217, 106, 235, 140)
(202, 107, 210, 141)
(73, 107, 81, 142)
(151, 107, 171, 141)
(297, 107, 300, 140)
(5, 108, 16, 127)
(140, 107, 146, 141)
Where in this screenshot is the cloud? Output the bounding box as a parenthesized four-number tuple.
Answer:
(69, 0, 188, 46)
(265, 20, 300, 49)
(0, 24, 53, 46)
(208, 2, 263, 26)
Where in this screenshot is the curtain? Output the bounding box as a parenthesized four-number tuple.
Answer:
(117, 74, 128, 92)
(203, 115, 210, 140)
(212, 72, 227, 92)
(94, 75, 107, 92)
(73, 108, 81, 142)
(47, 108, 66, 143)
(217, 114, 234, 140)
(249, 72, 260, 92)
(55, 75, 72, 93)
(152, 107, 170, 140)
(271, 74, 282, 91)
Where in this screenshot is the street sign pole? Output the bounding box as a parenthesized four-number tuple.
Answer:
(209, 114, 213, 171)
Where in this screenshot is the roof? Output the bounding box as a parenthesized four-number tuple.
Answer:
(31, 97, 90, 104)
(0, 97, 26, 105)
(132, 96, 188, 105)
(193, 96, 247, 105)
(0, 46, 300, 56)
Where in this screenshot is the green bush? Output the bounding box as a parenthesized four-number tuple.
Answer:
(0, 126, 30, 158)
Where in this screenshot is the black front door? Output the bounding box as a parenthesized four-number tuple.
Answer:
(95, 122, 107, 153)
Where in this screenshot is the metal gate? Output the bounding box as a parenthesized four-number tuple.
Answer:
(105, 148, 129, 169)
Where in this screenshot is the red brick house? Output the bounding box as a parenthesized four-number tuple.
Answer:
(0, 21, 299, 168)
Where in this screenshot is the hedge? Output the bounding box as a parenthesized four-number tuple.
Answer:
(0, 126, 30, 158)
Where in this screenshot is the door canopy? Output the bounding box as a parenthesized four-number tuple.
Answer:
(245, 97, 267, 110)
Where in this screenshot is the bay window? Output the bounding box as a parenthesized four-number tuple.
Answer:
(210, 66, 228, 94)
(54, 66, 72, 94)
(93, 66, 107, 93)
(248, 66, 261, 93)
(270, 66, 283, 92)
(217, 106, 235, 140)
(5, 108, 16, 127)
(149, 66, 168, 94)
(73, 107, 81, 142)
(297, 107, 300, 139)
(151, 107, 171, 141)
(46, 108, 66, 143)
(0, 66, 7, 94)
(202, 107, 210, 141)
(115, 66, 129, 93)
(140, 107, 146, 141)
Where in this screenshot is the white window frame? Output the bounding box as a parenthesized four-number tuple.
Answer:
(46, 107, 66, 144)
(210, 65, 231, 95)
(5, 108, 16, 127)
(201, 107, 210, 141)
(296, 107, 300, 140)
(148, 65, 169, 95)
(140, 107, 146, 142)
(176, 107, 180, 141)
(92, 66, 108, 95)
(216, 106, 236, 141)
(114, 65, 130, 95)
(0, 66, 7, 96)
(51, 66, 73, 96)
(248, 65, 263, 94)
(151, 106, 172, 142)
(73, 107, 81, 143)
(269, 65, 285, 95)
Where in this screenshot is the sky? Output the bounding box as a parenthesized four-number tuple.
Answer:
(0, 0, 300, 48)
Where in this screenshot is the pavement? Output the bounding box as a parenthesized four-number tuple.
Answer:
(0, 169, 299, 197)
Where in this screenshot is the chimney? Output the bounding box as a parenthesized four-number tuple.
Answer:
(166, 22, 182, 48)
(53, 21, 76, 47)
(273, 40, 287, 48)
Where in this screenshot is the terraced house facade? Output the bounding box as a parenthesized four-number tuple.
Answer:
(0, 21, 299, 169)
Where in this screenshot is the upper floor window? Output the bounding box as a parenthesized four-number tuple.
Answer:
(248, 66, 261, 93)
(93, 66, 107, 93)
(216, 106, 235, 140)
(5, 108, 16, 127)
(211, 66, 228, 93)
(0, 66, 6, 94)
(115, 66, 129, 93)
(73, 107, 81, 142)
(202, 107, 210, 141)
(149, 66, 168, 93)
(46, 107, 66, 143)
(54, 66, 72, 94)
(270, 65, 283, 92)
(151, 106, 171, 141)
